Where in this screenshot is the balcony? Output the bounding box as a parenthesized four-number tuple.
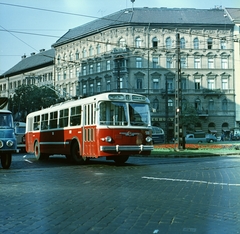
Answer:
(202, 89, 222, 98)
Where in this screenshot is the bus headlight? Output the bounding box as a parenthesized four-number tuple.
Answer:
(145, 136, 152, 143)
(105, 136, 112, 143)
(6, 140, 14, 147)
(0, 140, 3, 148)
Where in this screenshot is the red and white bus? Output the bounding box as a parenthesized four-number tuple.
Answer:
(25, 92, 153, 164)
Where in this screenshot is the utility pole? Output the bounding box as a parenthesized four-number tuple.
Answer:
(174, 33, 184, 150)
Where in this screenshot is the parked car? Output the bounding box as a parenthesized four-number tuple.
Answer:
(205, 134, 217, 143)
(14, 122, 26, 152)
(152, 126, 164, 144)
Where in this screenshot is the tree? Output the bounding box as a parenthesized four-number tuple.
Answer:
(181, 103, 201, 133)
(9, 85, 59, 121)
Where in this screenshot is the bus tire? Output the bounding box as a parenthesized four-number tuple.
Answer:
(1, 153, 12, 169)
(34, 141, 48, 161)
(71, 141, 85, 164)
(114, 155, 129, 165)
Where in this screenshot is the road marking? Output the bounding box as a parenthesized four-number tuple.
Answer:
(142, 176, 240, 186)
(24, 159, 33, 164)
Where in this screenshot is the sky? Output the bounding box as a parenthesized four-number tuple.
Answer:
(0, 0, 239, 74)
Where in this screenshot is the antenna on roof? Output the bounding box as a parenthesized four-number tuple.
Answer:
(131, 0, 135, 11)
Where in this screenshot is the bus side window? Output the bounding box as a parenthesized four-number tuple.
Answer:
(49, 111, 57, 129)
(59, 109, 69, 128)
(34, 115, 40, 130)
(70, 106, 81, 126)
(41, 113, 48, 130)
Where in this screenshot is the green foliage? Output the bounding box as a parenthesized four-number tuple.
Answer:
(9, 85, 59, 121)
(181, 103, 200, 128)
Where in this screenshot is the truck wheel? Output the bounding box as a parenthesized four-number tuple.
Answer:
(1, 153, 12, 169)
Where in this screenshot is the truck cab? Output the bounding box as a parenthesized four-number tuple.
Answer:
(0, 110, 17, 169)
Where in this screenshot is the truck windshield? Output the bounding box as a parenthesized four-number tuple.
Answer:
(0, 113, 13, 128)
(99, 101, 150, 126)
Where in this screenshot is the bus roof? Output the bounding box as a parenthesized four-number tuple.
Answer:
(26, 92, 149, 118)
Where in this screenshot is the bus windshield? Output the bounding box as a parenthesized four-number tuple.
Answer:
(0, 113, 14, 128)
(99, 101, 150, 126)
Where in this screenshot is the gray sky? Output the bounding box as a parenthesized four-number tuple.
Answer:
(0, 0, 239, 74)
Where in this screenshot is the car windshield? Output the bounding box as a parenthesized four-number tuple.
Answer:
(0, 113, 13, 128)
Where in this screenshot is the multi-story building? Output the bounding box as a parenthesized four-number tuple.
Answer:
(0, 49, 55, 98)
(0, 7, 237, 141)
(225, 8, 240, 130)
(52, 7, 235, 140)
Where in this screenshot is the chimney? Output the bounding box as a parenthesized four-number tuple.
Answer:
(21, 54, 26, 60)
(31, 52, 36, 56)
(39, 49, 45, 52)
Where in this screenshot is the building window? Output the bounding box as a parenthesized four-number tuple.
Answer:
(89, 83, 94, 95)
(83, 48, 87, 58)
(166, 56, 173, 68)
(222, 99, 228, 111)
(167, 78, 173, 91)
(181, 56, 187, 68)
(97, 82, 101, 93)
(136, 78, 143, 89)
(193, 38, 199, 49)
(135, 37, 141, 48)
(106, 80, 111, 91)
(83, 66, 86, 75)
(97, 63, 101, 72)
(194, 56, 201, 68)
(76, 67, 80, 78)
(136, 57, 142, 68)
(207, 38, 213, 49)
(97, 44, 101, 54)
(208, 78, 215, 90)
(63, 70, 67, 80)
(57, 55, 61, 65)
(106, 42, 111, 52)
(57, 71, 61, 81)
(106, 60, 111, 70)
(180, 38, 185, 49)
(194, 78, 201, 90)
(69, 69, 73, 79)
(181, 78, 186, 90)
(221, 57, 228, 69)
(168, 99, 173, 110)
(166, 37, 172, 49)
(153, 79, 159, 90)
(75, 51, 79, 60)
(222, 78, 228, 90)
(89, 46, 93, 56)
(220, 39, 226, 49)
(69, 52, 73, 61)
(119, 38, 126, 47)
(208, 98, 214, 111)
(208, 57, 214, 69)
(152, 57, 159, 68)
(152, 37, 158, 48)
(83, 84, 86, 95)
(195, 98, 201, 111)
(89, 64, 93, 74)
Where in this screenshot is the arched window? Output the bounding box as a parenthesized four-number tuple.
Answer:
(135, 37, 141, 48)
(75, 50, 79, 60)
(180, 38, 185, 49)
(96, 44, 101, 54)
(193, 38, 199, 49)
(69, 52, 73, 61)
(153, 98, 159, 111)
(166, 37, 172, 49)
(195, 98, 201, 111)
(119, 38, 126, 47)
(152, 37, 158, 48)
(89, 46, 93, 56)
(82, 48, 87, 58)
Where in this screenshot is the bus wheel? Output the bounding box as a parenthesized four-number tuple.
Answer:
(34, 141, 48, 161)
(1, 153, 12, 169)
(71, 141, 85, 164)
(114, 155, 129, 165)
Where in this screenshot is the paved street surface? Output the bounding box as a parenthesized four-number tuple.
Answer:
(1, 153, 240, 234)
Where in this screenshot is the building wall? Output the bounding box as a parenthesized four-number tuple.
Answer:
(54, 25, 235, 139)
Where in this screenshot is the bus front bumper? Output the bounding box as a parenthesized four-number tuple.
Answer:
(100, 145, 154, 152)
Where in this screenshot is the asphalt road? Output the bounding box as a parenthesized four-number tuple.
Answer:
(1, 153, 240, 234)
